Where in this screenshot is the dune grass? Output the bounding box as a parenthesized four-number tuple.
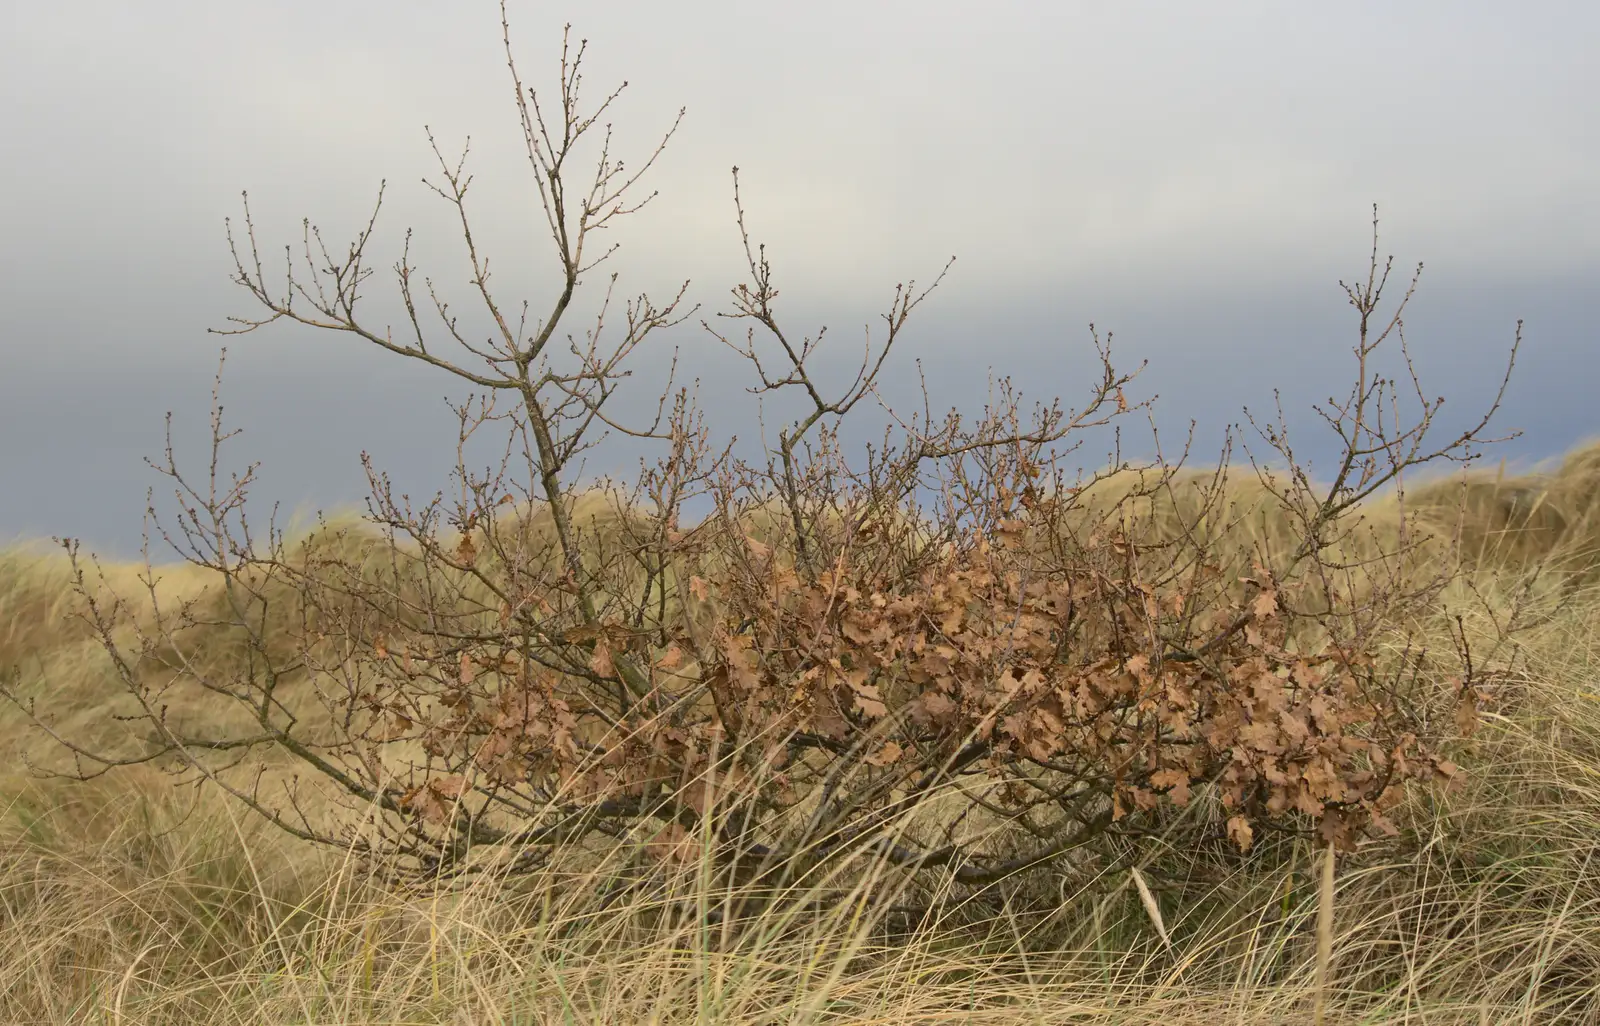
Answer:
(3, 446, 1600, 1023)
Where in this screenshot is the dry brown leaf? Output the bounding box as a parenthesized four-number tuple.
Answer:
(432, 774, 468, 799)
(852, 682, 889, 719)
(589, 642, 615, 678)
(864, 740, 903, 767)
(1149, 767, 1192, 806)
(1226, 815, 1255, 851)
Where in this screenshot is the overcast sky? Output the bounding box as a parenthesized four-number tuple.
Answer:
(2, 1, 1595, 558)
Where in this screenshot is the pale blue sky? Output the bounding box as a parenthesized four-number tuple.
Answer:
(1, 1, 1595, 556)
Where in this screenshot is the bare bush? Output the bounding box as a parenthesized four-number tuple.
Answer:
(2, 3, 1521, 928)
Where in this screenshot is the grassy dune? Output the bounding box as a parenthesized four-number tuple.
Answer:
(3, 445, 1600, 1024)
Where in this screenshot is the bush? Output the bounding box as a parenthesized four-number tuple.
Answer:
(2, 3, 1522, 932)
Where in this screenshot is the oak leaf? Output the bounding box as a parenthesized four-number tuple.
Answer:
(864, 740, 903, 767)
(1149, 767, 1192, 806)
(852, 682, 889, 719)
(589, 642, 615, 678)
(1226, 815, 1254, 851)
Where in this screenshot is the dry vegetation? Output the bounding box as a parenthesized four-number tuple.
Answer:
(5, 465, 1600, 1024)
(4, 6, 1599, 1023)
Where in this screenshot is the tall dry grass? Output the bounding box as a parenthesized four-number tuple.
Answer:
(3, 445, 1600, 1023)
